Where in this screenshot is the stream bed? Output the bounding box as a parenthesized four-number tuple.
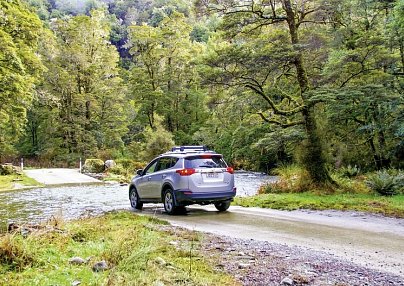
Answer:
(0, 172, 277, 224)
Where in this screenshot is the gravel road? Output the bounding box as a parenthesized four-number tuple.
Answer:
(160, 224, 404, 286)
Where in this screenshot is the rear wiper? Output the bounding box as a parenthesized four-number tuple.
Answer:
(198, 165, 214, 168)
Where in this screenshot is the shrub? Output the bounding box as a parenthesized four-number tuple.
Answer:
(0, 164, 15, 175)
(82, 159, 105, 173)
(339, 165, 361, 178)
(107, 159, 147, 183)
(0, 234, 35, 270)
(366, 170, 403, 196)
(261, 164, 314, 193)
(115, 159, 146, 172)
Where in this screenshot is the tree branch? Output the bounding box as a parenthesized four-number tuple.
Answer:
(257, 112, 304, 127)
(245, 84, 305, 115)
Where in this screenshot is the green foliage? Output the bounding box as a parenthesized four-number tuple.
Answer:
(0, 234, 35, 271)
(127, 11, 208, 145)
(0, 0, 44, 157)
(0, 165, 15, 176)
(261, 165, 316, 194)
(339, 165, 361, 178)
(140, 118, 175, 161)
(107, 159, 147, 182)
(366, 170, 404, 196)
(82, 159, 104, 173)
(1, 0, 403, 177)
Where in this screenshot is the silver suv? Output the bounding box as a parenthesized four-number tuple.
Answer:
(129, 146, 236, 214)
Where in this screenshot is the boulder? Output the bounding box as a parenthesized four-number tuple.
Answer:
(104, 160, 116, 170)
(82, 159, 105, 173)
(0, 164, 15, 175)
(92, 260, 109, 272)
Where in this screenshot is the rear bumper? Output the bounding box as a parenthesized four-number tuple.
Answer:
(174, 188, 236, 205)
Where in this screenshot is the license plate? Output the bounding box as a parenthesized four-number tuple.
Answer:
(206, 172, 218, 178)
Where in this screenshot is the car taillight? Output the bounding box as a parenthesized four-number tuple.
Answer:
(226, 167, 234, 174)
(176, 168, 196, 176)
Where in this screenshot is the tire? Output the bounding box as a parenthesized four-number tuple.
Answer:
(214, 201, 231, 212)
(129, 187, 143, 210)
(163, 188, 178, 215)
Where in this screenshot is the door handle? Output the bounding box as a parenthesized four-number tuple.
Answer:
(162, 175, 167, 179)
(147, 177, 152, 181)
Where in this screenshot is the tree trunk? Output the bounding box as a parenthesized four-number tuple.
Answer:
(283, 0, 333, 184)
(302, 107, 334, 183)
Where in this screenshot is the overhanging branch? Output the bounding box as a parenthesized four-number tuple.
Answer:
(257, 112, 304, 128)
(245, 84, 305, 116)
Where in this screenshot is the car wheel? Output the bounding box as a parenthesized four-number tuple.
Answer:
(129, 187, 143, 210)
(214, 201, 231, 212)
(163, 188, 177, 215)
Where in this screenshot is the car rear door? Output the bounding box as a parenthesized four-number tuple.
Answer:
(185, 155, 234, 193)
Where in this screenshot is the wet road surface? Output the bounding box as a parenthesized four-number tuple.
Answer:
(0, 172, 403, 277)
(139, 205, 404, 277)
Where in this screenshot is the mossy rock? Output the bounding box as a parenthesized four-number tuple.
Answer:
(0, 164, 15, 175)
(82, 159, 105, 173)
(115, 159, 146, 171)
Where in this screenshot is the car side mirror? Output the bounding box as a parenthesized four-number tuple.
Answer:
(136, 169, 143, 176)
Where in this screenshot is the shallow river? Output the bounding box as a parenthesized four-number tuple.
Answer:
(0, 172, 276, 224)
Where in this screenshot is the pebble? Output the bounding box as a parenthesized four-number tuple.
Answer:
(92, 260, 108, 272)
(238, 262, 251, 269)
(280, 277, 294, 285)
(69, 257, 86, 265)
(155, 257, 166, 266)
(71, 281, 81, 286)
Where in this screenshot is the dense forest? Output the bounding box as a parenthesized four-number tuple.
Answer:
(1, 0, 403, 183)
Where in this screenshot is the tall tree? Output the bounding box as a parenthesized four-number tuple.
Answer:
(0, 0, 43, 158)
(127, 11, 208, 144)
(322, 0, 403, 169)
(199, 0, 337, 183)
(25, 9, 127, 161)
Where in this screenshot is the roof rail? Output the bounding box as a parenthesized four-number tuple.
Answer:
(170, 145, 209, 152)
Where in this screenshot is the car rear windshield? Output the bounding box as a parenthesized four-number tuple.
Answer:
(184, 155, 227, 169)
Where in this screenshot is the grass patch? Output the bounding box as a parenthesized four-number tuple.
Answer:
(0, 174, 42, 192)
(244, 164, 404, 217)
(0, 211, 238, 285)
(234, 193, 404, 218)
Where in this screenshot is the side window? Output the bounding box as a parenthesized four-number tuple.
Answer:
(156, 157, 171, 172)
(169, 158, 179, 168)
(156, 157, 179, 171)
(144, 160, 158, 174)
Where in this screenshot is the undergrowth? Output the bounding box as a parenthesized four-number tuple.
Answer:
(0, 211, 237, 285)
